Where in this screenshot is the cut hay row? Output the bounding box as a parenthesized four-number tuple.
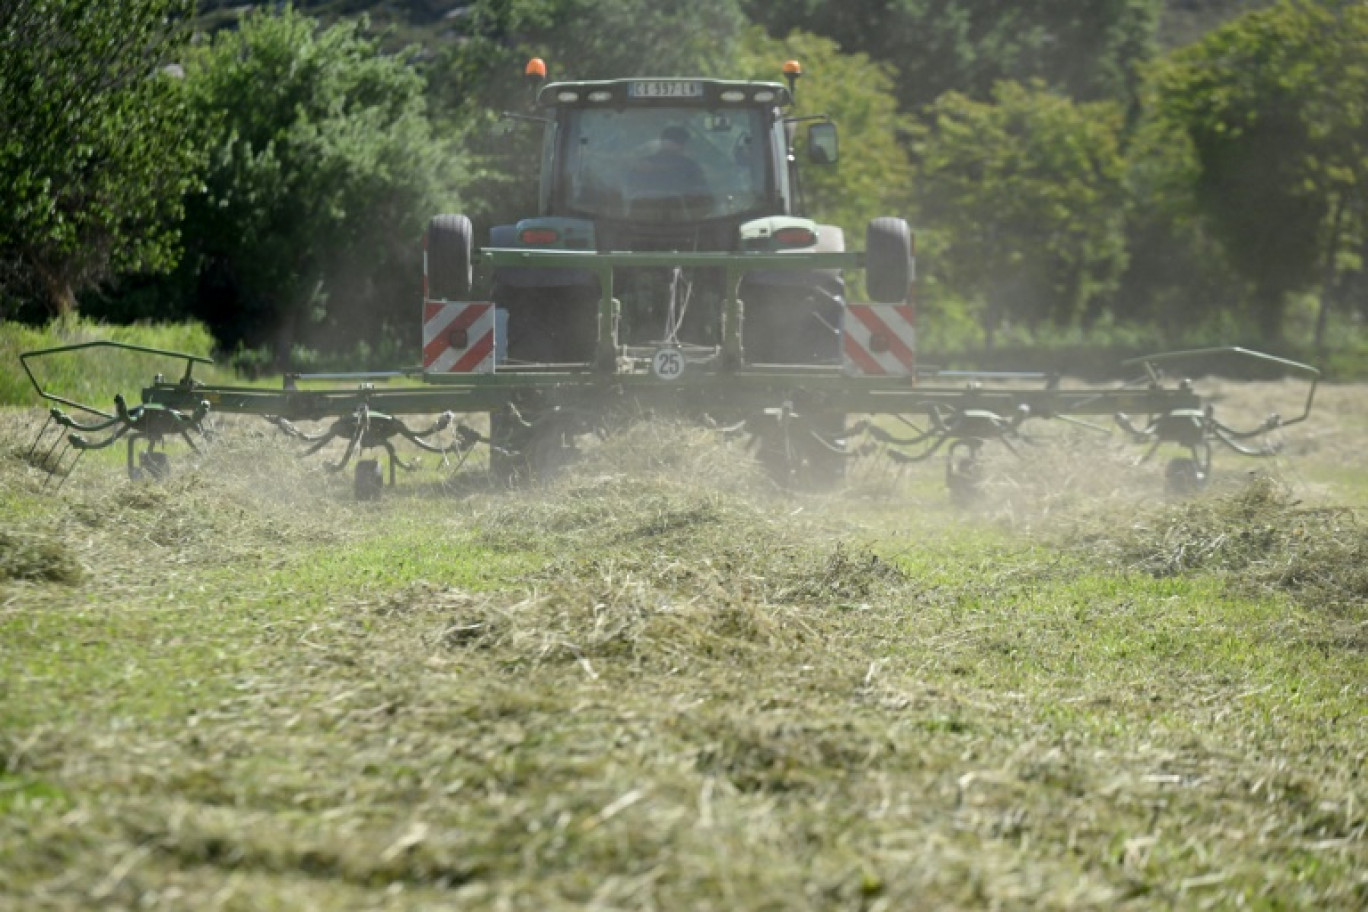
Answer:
(1, 385, 1365, 910)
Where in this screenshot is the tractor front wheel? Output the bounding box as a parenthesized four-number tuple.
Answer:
(427, 214, 473, 301)
(865, 217, 912, 304)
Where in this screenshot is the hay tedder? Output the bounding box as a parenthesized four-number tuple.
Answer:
(20, 61, 1319, 502)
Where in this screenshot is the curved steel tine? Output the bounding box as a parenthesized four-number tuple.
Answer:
(27, 413, 56, 460)
(49, 448, 84, 494)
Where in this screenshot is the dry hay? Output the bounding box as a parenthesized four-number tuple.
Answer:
(0, 530, 82, 584)
(2, 386, 1365, 910)
(0, 408, 370, 602)
(1067, 471, 1368, 614)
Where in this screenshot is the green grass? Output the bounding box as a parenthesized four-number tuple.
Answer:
(1, 385, 1365, 909)
(0, 317, 230, 409)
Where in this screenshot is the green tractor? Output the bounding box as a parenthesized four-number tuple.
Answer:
(424, 59, 912, 484)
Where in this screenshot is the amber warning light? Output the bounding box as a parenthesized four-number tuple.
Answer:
(782, 60, 802, 98)
(525, 57, 547, 90)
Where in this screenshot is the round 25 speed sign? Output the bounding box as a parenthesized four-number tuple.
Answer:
(651, 348, 685, 380)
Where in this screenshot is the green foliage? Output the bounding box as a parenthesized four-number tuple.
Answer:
(912, 82, 1130, 347)
(0, 317, 221, 408)
(1153, 0, 1368, 342)
(0, 0, 203, 317)
(3, 0, 1362, 368)
(1111, 111, 1252, 339)
(744, 0, 1162, 111)
(734, 28, 915, 236)
(431, 0, 747, 117)
(426, 0, 749, 231)
(176, 5, 453, 360)
(1157, 0, 1280, 49)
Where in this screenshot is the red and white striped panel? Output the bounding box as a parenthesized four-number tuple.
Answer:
(843, 303, 916, 376)
(423, 301, 495, 373)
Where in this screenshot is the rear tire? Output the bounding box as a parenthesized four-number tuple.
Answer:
(865, 217, 912, 304)
(427, 214, 473, 300)
(494, 284, 600, 364)
(740, 278, 843, 364)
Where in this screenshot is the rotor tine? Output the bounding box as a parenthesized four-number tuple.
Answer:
(43, 449, 63, 492)
(326, 418, 365, 471)
(449, 439, 473, 475)
(1137, 438, 1161, 466)
(50, 448, 83, 495)
(27, 414, 56, 461)
(302, 432, 336, 458)
(40, 445, 63, 492)
(39, 428, 69, 474)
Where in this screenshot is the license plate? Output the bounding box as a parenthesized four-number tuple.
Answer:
(628, 81, 703, 99)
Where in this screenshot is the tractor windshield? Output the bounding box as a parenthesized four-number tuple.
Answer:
(558, 106, 771, 222)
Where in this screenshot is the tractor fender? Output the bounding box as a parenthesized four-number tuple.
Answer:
(489, 223, 598, 289)
(741, 223, 845, 289)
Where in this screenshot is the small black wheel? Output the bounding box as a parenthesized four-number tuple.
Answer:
(754, 411, 847, 491)
(427, 214, 474, 300)
(488, 409, 580, 486)
(489, 410, 532, 486)
(1165, 457, 1206, 496)
(946, 444, 984, 507)
(865, 217, 912, 304)
(140, 451, 171, 481)
(355, 458, 384, 501)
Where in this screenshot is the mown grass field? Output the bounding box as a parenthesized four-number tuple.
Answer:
(1, 375, 1365, 910)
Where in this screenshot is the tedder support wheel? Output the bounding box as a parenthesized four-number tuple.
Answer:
(488, 410, 531, 486)
(756, 410, 847, 491)
(1165, 457, 1207, 496)
(488, 408, 582, 486)
(355, 459, 383, 501)
(139, 451, 171, 481)
(426, 214, 474, 300)
(946, 440, 985, 507)
(865, 217, 912, 304)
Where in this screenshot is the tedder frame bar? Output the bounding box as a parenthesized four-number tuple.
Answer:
(18, 246, 1318, 500)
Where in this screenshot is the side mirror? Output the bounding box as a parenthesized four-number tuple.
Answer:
(808, 121, 838, 165)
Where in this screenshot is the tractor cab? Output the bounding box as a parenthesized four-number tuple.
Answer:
(531, 73, 835, 237)
(487, 61, 846, 365)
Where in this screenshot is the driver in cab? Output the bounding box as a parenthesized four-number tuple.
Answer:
(631, 125, 711, 205)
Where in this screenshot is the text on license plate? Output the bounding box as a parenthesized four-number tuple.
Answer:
(628, 81, 703, 98)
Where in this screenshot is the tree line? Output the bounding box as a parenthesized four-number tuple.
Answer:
(1, 0, 1364, 366)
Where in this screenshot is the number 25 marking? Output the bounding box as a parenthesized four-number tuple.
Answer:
(653, 349, 684, 379)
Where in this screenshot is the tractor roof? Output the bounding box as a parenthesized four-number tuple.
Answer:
(536, 78, 793, 109)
